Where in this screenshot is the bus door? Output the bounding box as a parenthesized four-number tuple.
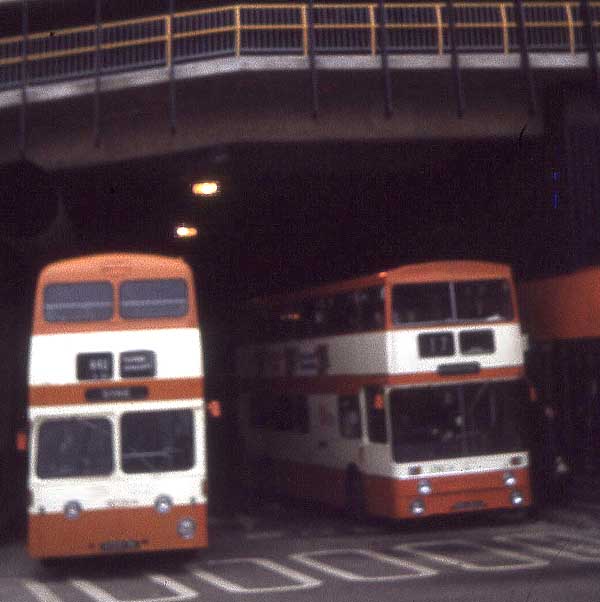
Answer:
(309, 394, 341, 503)
(357, 386, 390, 515)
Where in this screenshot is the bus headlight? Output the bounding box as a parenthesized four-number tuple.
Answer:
(511, 491, 524, 506)
(503, 472, 517, 487)
(154, 495, 173, 515)
(417, 479, 432, 496)
(410, 499, 425, 515)
(64, 501, 82, 520)
(177, 518, 197, 539)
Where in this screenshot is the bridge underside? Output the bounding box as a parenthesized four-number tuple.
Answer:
(0, 66, 565, 170)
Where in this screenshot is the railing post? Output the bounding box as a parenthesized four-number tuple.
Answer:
(378, 0, 393, 118)
(446, 0, 465, 118)
(499, 3, 509, 54)
(235, 6, 241, 56)
(93, 0, 102, 148)
(301, 6, 308, 56)
(565, 2, 576, 53)
(580, 0, 599, 97)
(166, 14, 172, 67)
(435, 4, 444, 55)
(307, 0, 319, 118)
(168, 0, 176, 134)
(514, 0, 537, 115)
(369, 4, 376, 55)
(19, 0, 28, 157)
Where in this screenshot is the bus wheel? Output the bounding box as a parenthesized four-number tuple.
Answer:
(345, 469, 366, 521)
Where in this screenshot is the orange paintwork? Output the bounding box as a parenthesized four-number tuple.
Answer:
(33, 253, 198, 335)
(364, 467, 531, 518)
(269, 460, 531, 519)
(240, 366, 525, 395)
(520, 267, 600, 341)
(28, 503, 207, 559)
(248, 260, 519, 331)
(29, 377, 204, 406)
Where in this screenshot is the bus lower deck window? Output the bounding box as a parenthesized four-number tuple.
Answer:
(36, 418, 113, 479)
(121, 409, 194, 473)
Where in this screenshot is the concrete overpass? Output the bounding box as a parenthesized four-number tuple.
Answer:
(1, 1, 600, 169)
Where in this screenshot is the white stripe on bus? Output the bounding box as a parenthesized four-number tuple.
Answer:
(29, 328, 203, 386)
(236, 323, 524, 378)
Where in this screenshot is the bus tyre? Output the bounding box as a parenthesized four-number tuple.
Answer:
(345, 469, 366, 521)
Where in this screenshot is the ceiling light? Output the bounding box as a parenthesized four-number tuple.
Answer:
(175, 225, 198, 238)
(192, 181, 219, 196)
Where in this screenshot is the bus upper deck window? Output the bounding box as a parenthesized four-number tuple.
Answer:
(392, 283, 452, 325)
(44, 282, 113, 322)
(455, 280, 513, 322)
(119, 279, 188, 319)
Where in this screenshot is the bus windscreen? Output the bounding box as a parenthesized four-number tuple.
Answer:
(120, 409, 194, 473)
(389, 381, 526, 462)
(36, 418, 113, 479)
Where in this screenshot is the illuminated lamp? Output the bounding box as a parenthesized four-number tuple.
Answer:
(191, 181, 219, 196)
(175, 225, 198, 238)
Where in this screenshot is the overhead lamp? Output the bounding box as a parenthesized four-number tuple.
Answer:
(175, 225, 198, 238)
(191, 181, 219, 196)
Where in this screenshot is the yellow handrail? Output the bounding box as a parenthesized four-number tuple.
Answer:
(0, 2, 597, 78)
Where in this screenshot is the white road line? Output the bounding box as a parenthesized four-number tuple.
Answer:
(395, 539, 548, 572)
(245, 530, 286, 540)
(494, 535, 600, 563)
(193, 557, 322, 594)
(71, 574, 198, 602)
(290, 548, 437, 581)
(22, 580, 64, 602)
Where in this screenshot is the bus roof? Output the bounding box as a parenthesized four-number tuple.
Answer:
(37, 253, 192, 285)
(520, 267, 600, 341)
(33, 253, 198, 334)
(250, 260, 513, 307)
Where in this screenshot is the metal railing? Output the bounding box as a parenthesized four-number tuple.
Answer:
(1, 2, 599, 90)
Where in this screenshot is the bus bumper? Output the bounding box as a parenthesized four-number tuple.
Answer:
(365, 467, 533, 519)
(27, 503, 207, 559)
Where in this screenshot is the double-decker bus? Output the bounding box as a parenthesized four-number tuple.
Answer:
(27, 253, 207, 559)
(520, 267, 600, 480)
(236, 261, 533, 520)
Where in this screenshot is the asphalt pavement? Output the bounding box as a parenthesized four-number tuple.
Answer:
(0, 500, 599, 602)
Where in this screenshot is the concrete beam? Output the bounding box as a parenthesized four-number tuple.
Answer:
(0, 69, 544, 171)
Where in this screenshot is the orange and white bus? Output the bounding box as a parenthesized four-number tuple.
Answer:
(236, 261, 533, 520)
(27, 253, 207, 558)
(520, 267, 600, 479)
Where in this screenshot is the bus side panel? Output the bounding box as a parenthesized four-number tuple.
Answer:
(28, 503, 208, 558)
(272, 459, 346, 508)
